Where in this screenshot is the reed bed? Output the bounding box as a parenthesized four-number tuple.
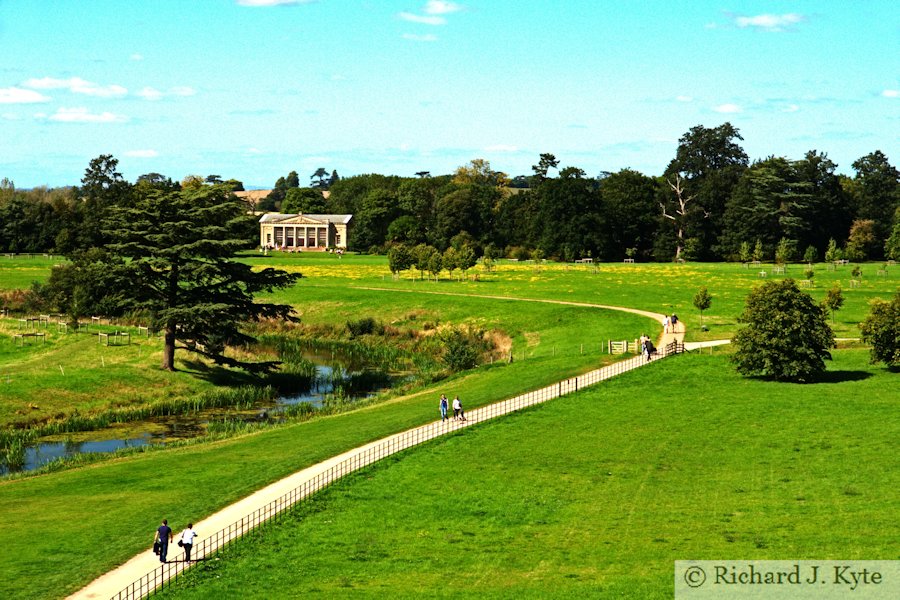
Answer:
(0, 386, 276, 471)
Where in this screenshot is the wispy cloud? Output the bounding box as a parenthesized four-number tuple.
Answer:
(781, 104, 800, 113)
(136, 86, 196, 101)
(402, 33, 438, 42)
(713, 103, 742, 114)
(236, 0, 315, 7)
(125, 149, 158, 158)
(399, 13, 445, 25)
(24, 77, 128, 98)
(0, 87, 50, 104)
(130, 53, 144, 61)
(424, 1, 463, 15)
(169, 86, 196, 97)
(41, 107, 127, 123)
(675, 95, 693, 103)
(882, 89, 899, 98)
(399, 1, 464, 26)
(137, 87, 164, 101)
(730, 13, 806, 32)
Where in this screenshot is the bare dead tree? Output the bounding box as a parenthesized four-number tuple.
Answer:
(660, 173, 695, 260)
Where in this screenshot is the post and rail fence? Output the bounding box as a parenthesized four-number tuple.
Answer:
(110, 341, 685, 600)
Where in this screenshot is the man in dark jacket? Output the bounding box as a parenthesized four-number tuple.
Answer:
(154, 519, 173, 564)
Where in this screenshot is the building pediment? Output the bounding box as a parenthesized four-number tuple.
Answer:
(275, 215, 329, 225)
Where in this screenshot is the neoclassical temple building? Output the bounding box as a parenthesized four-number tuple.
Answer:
(259, 213, 353, 250)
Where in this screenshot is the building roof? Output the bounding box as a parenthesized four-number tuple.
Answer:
(259, 213, 352, 225)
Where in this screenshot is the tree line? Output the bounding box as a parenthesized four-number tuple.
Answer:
(2, 123, 898, 262)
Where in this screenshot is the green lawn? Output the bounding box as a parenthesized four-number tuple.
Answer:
(0, 254, 896, 599)
(0, 307, 646, 600)
(159, 349, 899, 599)
(253, 253, 900, 341)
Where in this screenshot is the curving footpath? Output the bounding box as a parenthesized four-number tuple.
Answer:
(69, 299, 689, 600)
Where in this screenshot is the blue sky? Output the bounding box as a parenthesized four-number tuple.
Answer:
(1, 0, 897, 188)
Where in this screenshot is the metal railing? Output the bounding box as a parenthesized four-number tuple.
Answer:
(112, 341, 684, 599)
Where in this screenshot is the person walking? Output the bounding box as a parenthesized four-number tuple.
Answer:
(180, 523, 197, 562)
(154, 519, 173, 564)
(439, 394, 449, 421)
(453, 395, 465, 421)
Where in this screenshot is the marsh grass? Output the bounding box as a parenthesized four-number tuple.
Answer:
(0, 386, 275, 471)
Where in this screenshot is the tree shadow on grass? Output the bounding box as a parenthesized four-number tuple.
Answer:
(812, 370, 873, 384)
(180, 359, 261, 387)
(743, 370, 873, 385)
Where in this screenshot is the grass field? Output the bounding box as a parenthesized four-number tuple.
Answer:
(0, 253, 896, 598)
(249, 253, 899, 341)
(0, 298, 646, 598)
(158, 349, 898, 598)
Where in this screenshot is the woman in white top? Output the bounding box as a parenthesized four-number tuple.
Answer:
(452, 396, 465, 421)
(180, 523, 197, 562)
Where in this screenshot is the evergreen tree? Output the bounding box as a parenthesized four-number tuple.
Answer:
(107, 184, 299, 371)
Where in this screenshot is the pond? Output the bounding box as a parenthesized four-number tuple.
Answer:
(1, 349, 402, 475)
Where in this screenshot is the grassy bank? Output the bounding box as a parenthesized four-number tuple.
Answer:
(0, 305, 646, 600)
(159, 349, 899, 598)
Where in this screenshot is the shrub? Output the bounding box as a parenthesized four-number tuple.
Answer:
(438, 326, 492, 372)
(346, 317, 382, 338)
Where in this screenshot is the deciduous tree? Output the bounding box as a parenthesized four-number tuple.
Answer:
(823, 285, 844, 323)
(692, 286, 713, 326)
(858, 291, 900, 367)
(731, 279, 834, 382)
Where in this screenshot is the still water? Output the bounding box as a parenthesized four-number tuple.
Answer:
(3, 354, 397, 474)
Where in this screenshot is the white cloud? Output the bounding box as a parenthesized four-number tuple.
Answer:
(237, 0, 314, 6)
(0, 87, 50, 104)
(781, 104, 800, 113)
(675, 95, 693, 103)
(130, 53, 144, 61)
(137, 87, 164, 101)
(45, 107, 126, 123)
(484, 144, 519, 152)
(403, 33, 438, 42)
(732, 13, 806, 32)
(713, 103, 742, 114)
(125, 149, 159, 158)
(2, 112, 21, 120)
(24, 77, 127, 97)
(882, 89, 899, 98)
(399, 12, 445, 25)
(424, 1, 463, 15)
(169, 86, 196, 97)
(136, 86, 196, 100)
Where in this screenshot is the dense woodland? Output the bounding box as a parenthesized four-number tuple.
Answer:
(2, 123, 899, 263)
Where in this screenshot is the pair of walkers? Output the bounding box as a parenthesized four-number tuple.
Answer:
(153, 519, 197, 564)
(439, 394, 466, 422)
(662, 313, 679, 334)
(639, 333, 656, 362)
